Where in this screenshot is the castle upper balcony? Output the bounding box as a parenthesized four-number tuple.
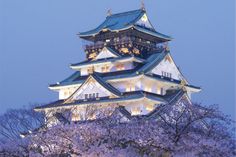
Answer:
(82, 36, 167, 56)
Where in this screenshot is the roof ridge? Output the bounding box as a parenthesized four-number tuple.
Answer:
(107, 9, 144, 18)
(92, 73, 121, 96)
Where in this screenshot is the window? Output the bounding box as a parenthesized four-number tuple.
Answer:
(88, 114, 96, 120)
(116, 64, 125, 71)
(144, 86, 152, 92)
(85, 93, 99, 99)
(101, 65, 110, 72)
(71, 111, 80, 122)
(126, 84, 135, 92)
(92, 93, 96, 98)
(64, 90, 68, 97)
(146, 104, 154, 112)
(161, 71, 172, 78)
(160, 88, 164, 95)
(157, 87, 161, 95)
(131, 107, 141, 115)
(87, 67, 94, 74)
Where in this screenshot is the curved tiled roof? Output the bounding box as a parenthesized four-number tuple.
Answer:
(35, 91, 166, 110)
(79, 9, 144, 36)
(70, 55, 145, 68)
(49, 50, 200, 90)
(78, 9, 171, 40)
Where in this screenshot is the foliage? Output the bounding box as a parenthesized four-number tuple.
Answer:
(0, 102, 235, 157)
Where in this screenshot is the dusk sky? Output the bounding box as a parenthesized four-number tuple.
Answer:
(0, 0, 235, 118)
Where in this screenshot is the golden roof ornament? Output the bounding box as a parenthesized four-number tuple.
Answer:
(141, 0, 146, 11)
(107, 9, 112, 16)
(180, 79, 187, 92)
(164, 42, 170, 51)
(180, 79, 187, 86)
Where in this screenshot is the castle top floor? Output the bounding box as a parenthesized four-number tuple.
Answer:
(77, 9, 172, 60)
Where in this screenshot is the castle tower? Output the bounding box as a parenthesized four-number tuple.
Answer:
(35, 9, 201, 124)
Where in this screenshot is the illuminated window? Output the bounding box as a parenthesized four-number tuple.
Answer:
(144, 86, 152, 92)
(131, 86, 135, 91)
(131, 107, 141, 115)
(157, 87, 161, 95)
(87, 67, 94, 74)
(116, 64, 125, 71)
(64, 90, 68, 97)
(101, 65, 110, 72)
(68, 90, 72, 95)
(71, 112, 80, 121)
(88, 114, 96, 120)
(146, 104, 154, 112)
(126, 84, 135, 92)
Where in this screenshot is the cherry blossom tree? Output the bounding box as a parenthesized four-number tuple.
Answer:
(0, 102, 235, 157)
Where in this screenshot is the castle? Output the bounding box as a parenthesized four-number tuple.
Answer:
(35, 7, 201, 125)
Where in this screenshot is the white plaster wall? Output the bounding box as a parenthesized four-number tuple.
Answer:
(151, 54, 182, 80)
(124, 102, 157, 115)
(80, 68, 88, 76)
(59, 87, 78, 100)
(73, 81, 113, 100)
(80, 62, 135, 76)
(110, 62, 134, 72)
(110, 79, 141, 92)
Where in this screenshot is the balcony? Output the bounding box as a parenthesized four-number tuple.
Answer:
(83, 37, 167, 53)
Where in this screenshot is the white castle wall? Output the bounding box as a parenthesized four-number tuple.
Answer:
(151, 54, 182, 81)
(80, 62, 134, 76)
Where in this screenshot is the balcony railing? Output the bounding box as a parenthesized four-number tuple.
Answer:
(83, 37, 167, 52)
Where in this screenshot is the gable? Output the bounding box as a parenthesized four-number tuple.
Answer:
(66, 75, 119, 102)
(150, 54, 183, 81)
(135, 13, 154, 30)
(95, 47, 119, 60)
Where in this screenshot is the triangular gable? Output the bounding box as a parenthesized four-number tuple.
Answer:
(110, 106, 132, 123)
(166, 89, 192, 105)
(135, 13, 154, 30)
(95, 47, 120, 60)
(138, 50, 167, 73)
(149, 53, 186, 81)
(146, 89, 191, 120)
(65, 74, 120, 103)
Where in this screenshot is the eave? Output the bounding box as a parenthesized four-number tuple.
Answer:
(70, 56, 145, 70)
(35, 91, 166, 111)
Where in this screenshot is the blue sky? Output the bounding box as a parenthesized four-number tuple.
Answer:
(0, 0, 235, 118)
